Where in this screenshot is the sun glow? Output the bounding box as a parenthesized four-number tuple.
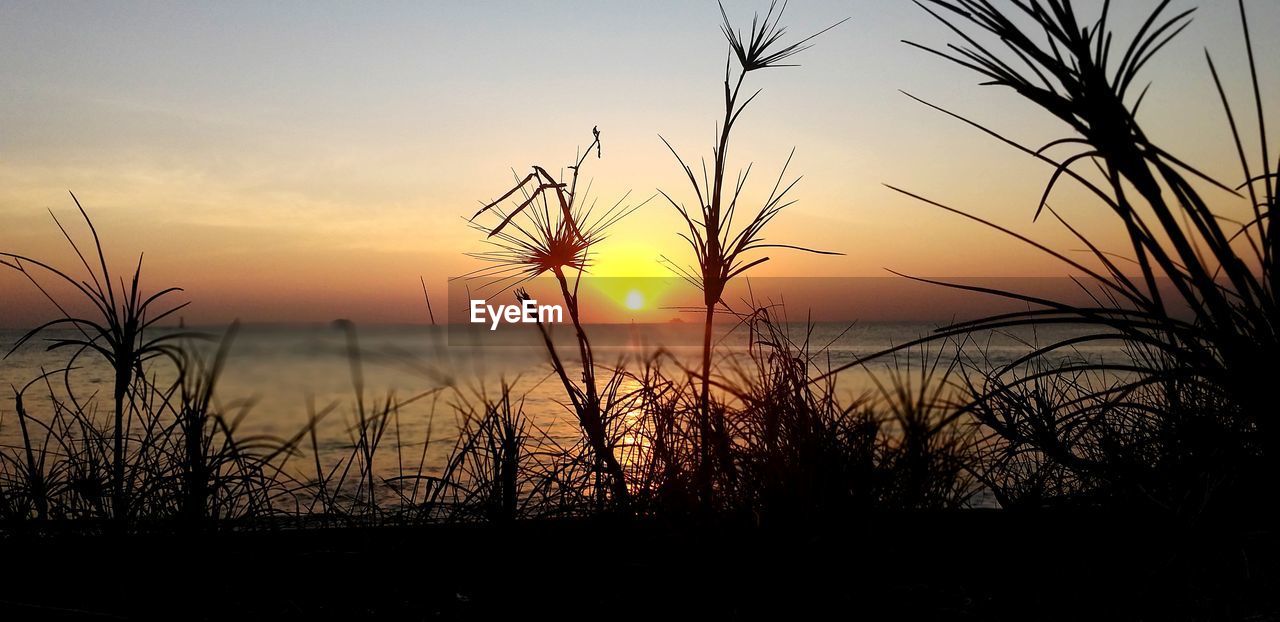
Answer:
(624, 289, 645, 310)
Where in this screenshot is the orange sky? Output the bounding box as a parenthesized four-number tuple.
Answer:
(1, 1, 1275, 327)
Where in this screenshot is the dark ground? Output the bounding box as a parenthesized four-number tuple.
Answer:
(0, 511, 1275, 621)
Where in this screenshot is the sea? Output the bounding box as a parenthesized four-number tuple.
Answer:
(0, 322, 1128, 484)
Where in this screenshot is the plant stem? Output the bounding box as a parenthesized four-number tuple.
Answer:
(552, 266, 630, 507)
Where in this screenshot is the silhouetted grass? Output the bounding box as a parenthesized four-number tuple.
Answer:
(0, 322, 308, 524)
(615, 305, 975, 521)
(463, 128, 643, 510)
(798, 0, 1280, 524)
(658, 1, 845, 503)
(2, 195, 196, 520)
(2, 204, 977, 528)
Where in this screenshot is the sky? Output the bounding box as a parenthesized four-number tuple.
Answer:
(1, 0, 1276, 326)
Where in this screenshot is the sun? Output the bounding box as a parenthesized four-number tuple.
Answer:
(624, 289, 645, 310)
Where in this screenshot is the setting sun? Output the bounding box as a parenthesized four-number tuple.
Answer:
(624, 289, 645, 310)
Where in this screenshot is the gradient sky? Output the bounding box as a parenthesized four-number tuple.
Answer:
(2, 0, 1276, 326)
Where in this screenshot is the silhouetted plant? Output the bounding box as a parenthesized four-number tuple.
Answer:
(658, 1, 844, 502)
(828, 0, 1278, 518)
(426, 386, 533, 522)
(464, 128, 647, 509)
(2, 195, 195, 520)
(0, 328, 317, 522)
(866, 344, 977, 510)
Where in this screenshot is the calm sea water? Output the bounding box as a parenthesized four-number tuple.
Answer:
(0, 322, 1127, 480)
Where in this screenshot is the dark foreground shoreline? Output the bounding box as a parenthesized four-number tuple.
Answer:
(1, 511, 1275, 621)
